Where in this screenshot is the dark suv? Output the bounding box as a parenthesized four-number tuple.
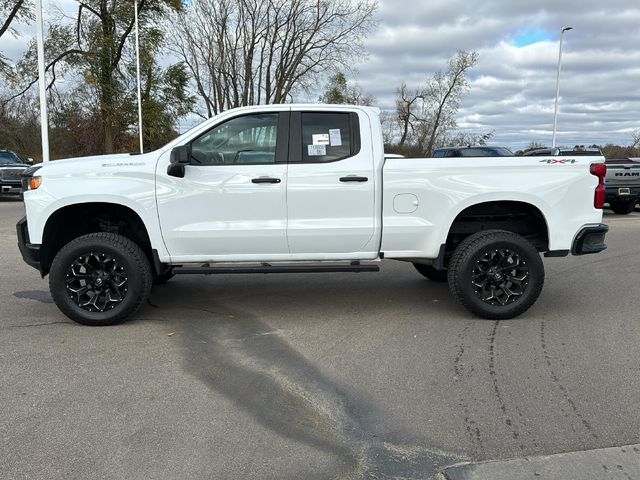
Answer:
(0, 150, 30, 198)
(432, 146, 514, 157)
(522, 146, 602, 157)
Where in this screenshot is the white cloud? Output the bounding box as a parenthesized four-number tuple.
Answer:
(2, 0, 639, 149)
(351, 0, 640, 148)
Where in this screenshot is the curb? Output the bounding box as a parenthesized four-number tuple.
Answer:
(441, 444, 640, 479)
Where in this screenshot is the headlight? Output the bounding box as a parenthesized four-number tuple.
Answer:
(28, 176, 42, 190)
(21, 165, 43, 192)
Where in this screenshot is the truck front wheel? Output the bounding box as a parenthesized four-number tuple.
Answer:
(447, 230, 544, 320)
(49, 233, 152, 326)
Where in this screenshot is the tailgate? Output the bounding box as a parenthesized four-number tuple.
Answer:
(605, 161, 640, 186)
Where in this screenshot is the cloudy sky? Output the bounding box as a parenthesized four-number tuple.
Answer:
(2, 0, 640, 149)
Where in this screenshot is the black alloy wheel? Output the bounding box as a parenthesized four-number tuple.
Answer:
(66, 252, 129, 312)
(471, 248, 529, 306)
(447, 230, 545, 320)
(50, 233, 152, 326)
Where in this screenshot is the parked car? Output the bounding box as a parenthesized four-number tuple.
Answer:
(18, 104, 608, 325)
(604, 158, 640, 214)
(432, 146, 514, 157)
(522, 146, 602, 157)
(0, 150, 30, 198)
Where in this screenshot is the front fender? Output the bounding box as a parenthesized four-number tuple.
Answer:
(24, 184, 168, 261)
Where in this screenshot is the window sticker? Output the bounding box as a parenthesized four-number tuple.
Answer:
(312, 133, 330, 146)
(308, 144, 327, 156)
(329, 129, 342, 146)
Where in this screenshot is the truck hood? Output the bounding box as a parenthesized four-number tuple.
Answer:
(0, 163, 28, 169)
(37, 152, 156, 175)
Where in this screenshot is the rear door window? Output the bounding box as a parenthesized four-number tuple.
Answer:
(300, 112, 359, 163)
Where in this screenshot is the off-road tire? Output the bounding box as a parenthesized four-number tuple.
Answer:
(413, 263, 448, 282)
(49, 233, 152, 326)
(447, 230, 545, 320)
(610, 201, 636, 215)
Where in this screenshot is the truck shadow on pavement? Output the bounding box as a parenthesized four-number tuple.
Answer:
(149, 286, 463, 479)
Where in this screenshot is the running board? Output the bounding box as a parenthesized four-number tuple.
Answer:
(172, 264, 380, 275)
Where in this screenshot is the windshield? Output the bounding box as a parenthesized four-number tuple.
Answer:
(0, 152, 25, 164)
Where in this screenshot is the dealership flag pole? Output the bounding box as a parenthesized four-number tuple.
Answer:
(34, 0, 50, 162)
(134, 0, 144, 153)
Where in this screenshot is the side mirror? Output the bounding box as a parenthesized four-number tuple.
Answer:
(168, 145, 189, 178)
(170, 145, 190, 164)
(26, 158, 34, 165)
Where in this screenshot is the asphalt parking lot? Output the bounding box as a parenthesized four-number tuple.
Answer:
(1, 197, 640, 480)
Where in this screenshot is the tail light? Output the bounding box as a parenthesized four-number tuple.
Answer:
(590, 163, 606, 209)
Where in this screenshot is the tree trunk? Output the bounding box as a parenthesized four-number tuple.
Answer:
(103, 121, 114, 153)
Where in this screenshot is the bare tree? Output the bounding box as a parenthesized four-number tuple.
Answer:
(319, 71, 374, 106)
(1, 0, 33, 75)
(631, 129, 640, 150)
(0, 0, 32, 39)
(393, 50, 479, 156)
(395, 83, 423, 148)
(170, 0, 377, 117)
(6, 0, 184, 153)
(444, 129, 495, 148)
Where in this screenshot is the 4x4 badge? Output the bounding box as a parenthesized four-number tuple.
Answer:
(539, 159, 577, 164)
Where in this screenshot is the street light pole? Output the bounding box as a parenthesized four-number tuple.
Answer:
(134, 0, 144, 153)
(34, 0, 50, 162)
(552, 26, 573, 148)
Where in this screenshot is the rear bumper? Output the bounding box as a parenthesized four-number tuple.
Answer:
(572, 224, 608, 256)
(605, 186, 640, 202)
(16, 216, 42, 274)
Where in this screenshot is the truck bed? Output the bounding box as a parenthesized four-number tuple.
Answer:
(380, 155, 604, 259)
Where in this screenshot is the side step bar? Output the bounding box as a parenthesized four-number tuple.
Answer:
(172, 264, 380, 275)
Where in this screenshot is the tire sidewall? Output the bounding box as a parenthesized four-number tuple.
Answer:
(50, 236, 149, 326)
(610, 201, 636, 215)
(451, 233, 544, 319)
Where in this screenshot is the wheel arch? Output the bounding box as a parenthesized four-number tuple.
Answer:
(40, 202, 157, 276)
(440, 200, 550, 266)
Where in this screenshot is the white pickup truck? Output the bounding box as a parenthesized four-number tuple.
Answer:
(17, 105, 609, 326)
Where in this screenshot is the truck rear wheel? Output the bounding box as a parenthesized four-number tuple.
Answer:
(609, 200, 636, 215)
(413, 263, 448, 282)
(447, 230, 544, 320)
(49, 233, 152, 326)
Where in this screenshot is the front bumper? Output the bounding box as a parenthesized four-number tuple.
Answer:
(572, 224, 608, 256)
(1, 183, 22, 195)
(16, 216, 42, 273)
